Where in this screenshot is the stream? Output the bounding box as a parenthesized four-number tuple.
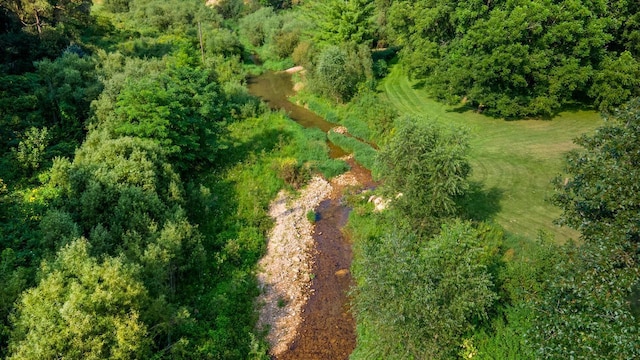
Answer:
(247, 72, 347, 159)
(248, 71, 374, 359)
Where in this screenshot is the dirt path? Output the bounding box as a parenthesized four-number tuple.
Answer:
(257, 158, 374, 359)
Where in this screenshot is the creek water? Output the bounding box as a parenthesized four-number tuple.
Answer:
(248, 71, 373, 359)
(247, 71, 347, 159)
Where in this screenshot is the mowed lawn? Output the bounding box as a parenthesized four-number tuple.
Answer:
(381, 65, 604, 242)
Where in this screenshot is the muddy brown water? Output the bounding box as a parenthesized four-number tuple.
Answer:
(247, 71, 347, 159)
(280, 158, 374, 360)
(248, 71, 374, 359)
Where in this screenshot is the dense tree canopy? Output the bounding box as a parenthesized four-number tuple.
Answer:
(3, 0, 640, 358)
(388, 0, 640, 117)
(526, 98, 640, 358)
(8, 239, 151, 360)
(305, 0, 375, 46)
(352, 219, 500, 359)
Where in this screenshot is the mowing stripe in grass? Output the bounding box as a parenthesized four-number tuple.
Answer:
(381, 65, 603, 242)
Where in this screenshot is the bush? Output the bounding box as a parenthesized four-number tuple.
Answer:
(309, 44, 372, 103)
(103, 0, 130, 13)
(238, 7, 278, 47)
(272, 29, 300, 59)
(306, 210, 317, 223)
(273, 157, 310, 189)
(376, 117, 470, 232)
(351, 220, 498, 359)
(292, 41, 314, 67)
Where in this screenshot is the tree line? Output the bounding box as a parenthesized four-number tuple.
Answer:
(0, 0, 305, 358)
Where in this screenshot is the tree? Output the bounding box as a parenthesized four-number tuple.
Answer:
(387, 0, 640, 117)
(13, 126, 49, 174)
(376, 117, 470, 232)
(110, 65, 227, 174)
(49, 130, 184, 251)
(238, 6, 278, 47)
(34, 51, 101, 154)
(553, 97, 640, 244)
(8, 239, 151, 359)
(103, 0, 130, 13)
(311, 44, 373, 103)
(0, 0, 92, 36)
(589, 51, 640, 111)
(530, 241, 640, 358)
(529, 97, 640, 358)
(352, 220, 498, 359)
(306, 0, 375, 46)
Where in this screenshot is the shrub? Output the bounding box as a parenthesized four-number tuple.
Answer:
(306, 210, 317, 223)
(273, 157, 310, 189)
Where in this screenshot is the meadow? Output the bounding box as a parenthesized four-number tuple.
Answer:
(381, 65, 604, 242)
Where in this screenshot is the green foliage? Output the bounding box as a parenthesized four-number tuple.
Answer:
(0, 1, 281, 358)
(310, 44, 373, 103)
(39, 209, 80, 252)
(8, 239, 152, 359)
(529, 240, 640, 358)
(2, 0, 92, 37)
(345, 90, 396, 144)
(529, 98, 640, 358)
(471, 304, 535, 360)
(13, 126, 50, 175)
(0, 52, 100, 179)
(103, 0, 130, 13)
(206, 28, 243, 58)
(381, 64, 603, 241)
(212, 0, 245, 19)
(124, 0, 219, 34)
(273, 157, 310, 189)
(35, 51, 101, 146)
(589, 51, 640, 111)
(295, 88, 396, 145)
(327, 130, 377, 170)
(0, 73, 41, 152)
(377, 117, 471, 232)
(239, 7, 279, 47)
(106, 64, 227, 175)
(271, 27, 300, 59)
(351, 219, 499, 359)
(553, 97, 640, 244)
(305, 0, 375, 46)
(0, 249, 30, 358)
(388, 0, 640, 117)
(306, 210, 316, 224)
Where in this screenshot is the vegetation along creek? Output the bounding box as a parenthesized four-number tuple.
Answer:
(249, 70, 374, 359)
(2, 0, 639, 358)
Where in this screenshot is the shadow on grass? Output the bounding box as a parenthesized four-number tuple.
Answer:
(219, 128, 294, 170)
(448, 104, 477, 114)
(447, 100, 596, 121)
(411, 80, 427, 89)
(459, 181, 504, 222)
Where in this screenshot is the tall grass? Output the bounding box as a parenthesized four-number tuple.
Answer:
(327, 130, 377, 171)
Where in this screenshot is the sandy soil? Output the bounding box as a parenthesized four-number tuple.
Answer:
(256, 157, 371, 358)
(256, 176, 332, 357)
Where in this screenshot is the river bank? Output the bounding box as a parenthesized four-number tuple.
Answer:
(248, 69, 374, 359)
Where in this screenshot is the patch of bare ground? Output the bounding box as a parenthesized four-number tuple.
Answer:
(257, 157, 374, 359)
(256, 176, 332, 357)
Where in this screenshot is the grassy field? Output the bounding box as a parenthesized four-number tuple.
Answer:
(381, 65, 603, 242)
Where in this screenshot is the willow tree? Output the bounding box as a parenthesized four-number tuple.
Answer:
(376, 117, 471, 232)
